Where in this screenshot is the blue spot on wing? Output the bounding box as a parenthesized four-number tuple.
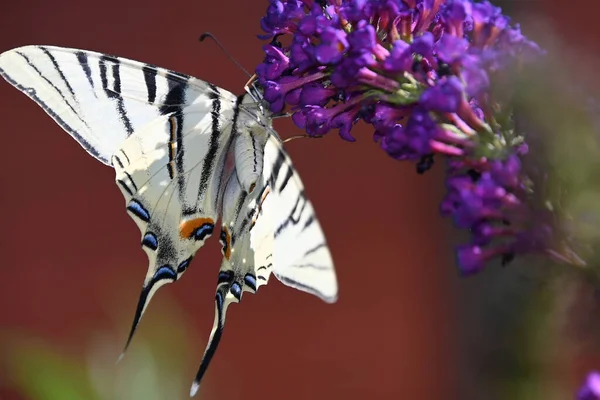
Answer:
(218, 271, 233, 284)
(153, 266, 176, 282)
(244, 274, 257, 291)
(127, 200, 150, 222)
(193, 224, 214, 241)
(177, 257, 192, 274)
(230, 282, 242, 300)
(142, 232, 158, 250)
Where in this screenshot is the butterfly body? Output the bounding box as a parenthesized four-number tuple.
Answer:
(0, 44, 337, 395)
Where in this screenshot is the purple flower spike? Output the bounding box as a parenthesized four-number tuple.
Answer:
(256, 0, 556, 276)
(577, 371, 600, 400)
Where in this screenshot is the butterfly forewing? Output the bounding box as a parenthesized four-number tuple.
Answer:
(0, 45, 227, 164)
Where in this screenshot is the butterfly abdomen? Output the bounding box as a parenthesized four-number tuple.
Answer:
(233, 129, 268, 193)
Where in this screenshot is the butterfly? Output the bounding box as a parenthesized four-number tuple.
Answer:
(0, 45, 338, 396)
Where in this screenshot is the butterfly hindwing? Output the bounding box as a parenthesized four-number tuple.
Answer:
(114, 96, 242, 352)
(190, 132, 337, 395)
(190, 166, 275, 396)
(112, 92, 245, 354)
(262, 134, 338, 303)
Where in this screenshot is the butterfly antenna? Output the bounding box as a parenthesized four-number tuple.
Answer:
(199, 32, 252, 78)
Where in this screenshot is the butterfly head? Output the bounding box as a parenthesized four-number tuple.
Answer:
(243, 75, 271, 117)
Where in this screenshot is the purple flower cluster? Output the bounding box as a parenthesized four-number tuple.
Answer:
(255, 0, 563, 274)
(578, 371, 600, 400)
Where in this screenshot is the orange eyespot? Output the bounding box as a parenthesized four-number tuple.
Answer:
(180, 218, 215, 240)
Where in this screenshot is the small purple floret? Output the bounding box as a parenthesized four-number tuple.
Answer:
(420, 76, 464, 113)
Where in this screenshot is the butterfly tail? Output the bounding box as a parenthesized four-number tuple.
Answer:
(119, 272, 176, 361)
(190, 286, 236, 397)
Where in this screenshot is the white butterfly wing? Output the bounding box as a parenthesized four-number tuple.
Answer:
(0, 45, 227, 165)
(190, 132, 337, 396)
(262, 135, 338, 302)
(0, 45, 242, 354)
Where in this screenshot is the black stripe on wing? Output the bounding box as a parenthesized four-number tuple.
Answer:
(268, 148, 286, 187)
(40, 46, 76, 98)
(158, 73, 187, 205)
(142, 65, 157, 103)
(197, 84, 222, 195)
(274, 193, 308, 238)
(98, 55, 134, 135)
(279, 165, 294, 192)
(75, 51, 95, 90)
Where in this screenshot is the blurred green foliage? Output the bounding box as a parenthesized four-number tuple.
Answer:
(1, 293, 206, 400)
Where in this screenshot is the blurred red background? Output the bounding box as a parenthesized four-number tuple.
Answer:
(0, 1, 598, 399)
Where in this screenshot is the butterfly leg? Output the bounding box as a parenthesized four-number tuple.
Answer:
(271, 111, 293, 119)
